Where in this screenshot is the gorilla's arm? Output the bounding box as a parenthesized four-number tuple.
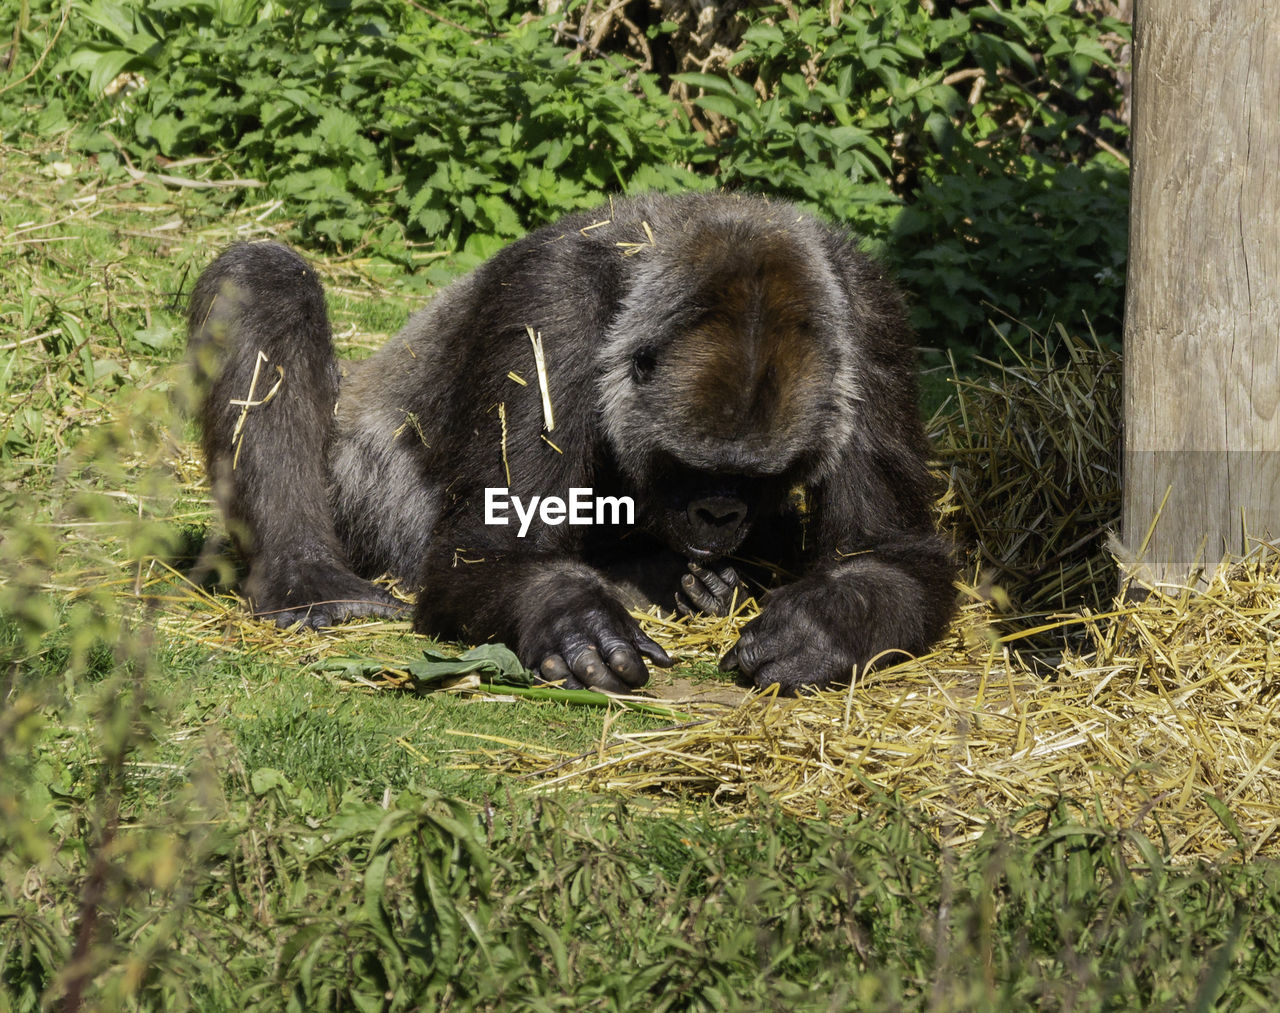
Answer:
(715, 226, 955, 691)
(399, 226, 677, 692)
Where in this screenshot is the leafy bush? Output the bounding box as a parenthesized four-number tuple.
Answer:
(680, 1, 1130, 355)
(892, 157, 1127, 352)
(53, 0, 707, 262)
(17, 0, 1131, 355)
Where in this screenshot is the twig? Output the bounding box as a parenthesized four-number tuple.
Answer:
(0, 328, 59, 351)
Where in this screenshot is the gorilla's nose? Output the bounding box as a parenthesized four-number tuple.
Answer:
(688, 496, 748, 541)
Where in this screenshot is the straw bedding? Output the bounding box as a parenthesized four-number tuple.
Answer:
(508, 573, 1280, 858)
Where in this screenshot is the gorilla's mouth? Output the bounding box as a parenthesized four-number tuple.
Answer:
(683, 544, 721, 562)
(670, 494, 752, 560)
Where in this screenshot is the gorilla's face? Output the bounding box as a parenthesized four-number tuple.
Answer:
(598, 221, 859, 561)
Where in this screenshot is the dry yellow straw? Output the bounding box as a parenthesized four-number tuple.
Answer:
(525, 325, 555, 432)
(498, 401, 512, 485)
(229, 350, 284, 468)
(616, 220, 656, 257)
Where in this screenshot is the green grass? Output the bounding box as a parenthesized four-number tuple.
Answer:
(3, 135, 1279, 1011)
(8, 659, 1280, 1012)
(162, 632, 682, 803)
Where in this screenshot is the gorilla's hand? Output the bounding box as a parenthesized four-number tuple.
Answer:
(524, 584, 672, 694)
(719, 553, 950, 692)
(676, 561, 744, 617)
(718, 579, 866, 692)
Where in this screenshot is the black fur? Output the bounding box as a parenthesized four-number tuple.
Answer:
(188, 192, 955, 692)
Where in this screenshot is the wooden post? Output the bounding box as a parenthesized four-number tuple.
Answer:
(1122, 1, 1280, 582)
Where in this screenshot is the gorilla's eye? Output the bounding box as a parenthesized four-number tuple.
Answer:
(631, 346, 658, 383)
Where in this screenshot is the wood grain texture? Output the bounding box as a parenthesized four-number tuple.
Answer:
(1122, 1, 1280, 580)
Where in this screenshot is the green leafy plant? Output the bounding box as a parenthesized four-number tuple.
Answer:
(23, 0, 1131, 356)
(892, 156, 1127, 354)
(678, 0, 1131, 355)
(54, 0, 707, 262)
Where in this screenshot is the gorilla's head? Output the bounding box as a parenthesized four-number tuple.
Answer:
(597, 197, 862, 560)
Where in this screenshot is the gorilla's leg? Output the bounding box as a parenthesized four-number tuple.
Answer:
(188, 242, 401, 627)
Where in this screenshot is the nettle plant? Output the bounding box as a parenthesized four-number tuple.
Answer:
(62, 0, 707, 262)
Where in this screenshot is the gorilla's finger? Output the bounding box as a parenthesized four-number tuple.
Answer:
(269, 607, 321, 630)
(749, 659, 826, 695)
(680, 572, 720, 614)
(720, 626, 768, 675)
(749, 661, 787, 691)
(564, 642, 603, 679)
(539, 654, 576, 686)
(586, 668, 633, 694)
(582, 611, 662, 686)
(565, 644, 633, 694)
(688, 562, 736, 601)
(593, 626, 651, 688)
(680, 562, 743, 617)
(633, 629, 673, 668)
(604, 645, 649, 688)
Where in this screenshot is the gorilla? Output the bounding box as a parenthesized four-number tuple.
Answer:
(188, 191, 955, 693)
